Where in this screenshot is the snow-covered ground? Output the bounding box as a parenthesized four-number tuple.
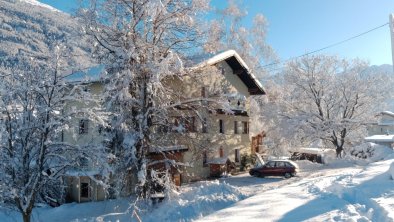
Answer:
(199, 156, 394, 222)
(1, 154, 393, 222)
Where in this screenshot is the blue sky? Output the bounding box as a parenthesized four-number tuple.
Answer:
(39, 0, 394, 66)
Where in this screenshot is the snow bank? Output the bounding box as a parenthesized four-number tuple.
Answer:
(143, 180, 246, 222)
(0, 180, 246, 222)
(295, 160, 323, 171)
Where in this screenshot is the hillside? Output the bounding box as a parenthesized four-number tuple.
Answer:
(0, 0, 93, 71)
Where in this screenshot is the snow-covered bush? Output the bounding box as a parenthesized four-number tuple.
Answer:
(389, 162, 394, 180)
(348, 143, 393, 162)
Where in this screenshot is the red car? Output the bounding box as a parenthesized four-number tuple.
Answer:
(249, 160, 298, 178)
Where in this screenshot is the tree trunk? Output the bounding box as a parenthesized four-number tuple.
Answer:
(336, 147, 343, 158)
(22, 212, 31, 222)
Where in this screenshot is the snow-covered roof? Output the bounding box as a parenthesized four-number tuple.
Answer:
(378, 111, 394, 118)
(290, 147, 336, 155)
(65, 170, 101, 177)
(297, 148, 327, 154)
(67, 50, 266, 95)
(196, 50, 266, 95)
(365, 134, 394, 142)
(66, 65, 105, 83)
(149, 145, 188, 153)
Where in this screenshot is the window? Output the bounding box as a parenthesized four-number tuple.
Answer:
(80, 182, 89, 198)
(186, 117, 196, 132)
(159, 125, 169, 133)
(234, 121, 238, 134)
(285, 162, 293, 168)
(276, 161, 285, 167)
(219, 119, 224, 134)
(79, 157, 89, 167)
(201, 87, 207, 98)
(235, 149, 240, 162)
(265, 161, 275, 168)
(202, 118, 208, 133)
(171, 117, 181, 133)
(242, 121, 249, 134)
(98, 125, 104, 134)
(79, 119, 89, 134)
(203, 151, 208, 167)
(219, 147, 224, 157)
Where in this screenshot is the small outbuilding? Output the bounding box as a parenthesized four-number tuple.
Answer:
(207, 157, 235, 178)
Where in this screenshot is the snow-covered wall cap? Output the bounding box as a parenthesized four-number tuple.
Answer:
(20, 0, 62, 13)
(195, 50, 266, 95)
(379, 111, 394, 117)
(291, 147, 333, 154)
(365, 134, 394, 142)
(149, 145, 188, 153)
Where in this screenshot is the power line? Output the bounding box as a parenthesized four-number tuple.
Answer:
(263, 22, 390, 69)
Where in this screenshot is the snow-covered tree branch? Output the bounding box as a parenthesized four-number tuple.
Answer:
(275, 55, 392, 157)
(0, 45, 105, 222)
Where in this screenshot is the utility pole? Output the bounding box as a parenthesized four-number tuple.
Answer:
(390, 14, 394, 71)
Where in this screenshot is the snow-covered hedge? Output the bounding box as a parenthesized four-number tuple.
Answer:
(348, 143, 393, 162)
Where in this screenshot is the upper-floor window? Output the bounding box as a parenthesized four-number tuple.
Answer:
(234, 121, 238, 134)
(201, 87, 207, 98)
(203, 150, 208, 167)
(219, 147, 224, 157)
(202, 118, 208, 133)
(219, 119, 224, 134)
(79, 119, 89, 134)
(242, 121, 249, 134)
(186, 117, 196, 132)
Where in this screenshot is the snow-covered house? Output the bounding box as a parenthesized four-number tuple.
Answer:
(62, 50, 266, 202)
(365, 111, 394, 147)
(367, 111, 394, 136)
(154, 50, 266, 182)
(60, 79, 108, 203)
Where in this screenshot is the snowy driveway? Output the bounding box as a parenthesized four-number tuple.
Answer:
(197, 159, 394, 222)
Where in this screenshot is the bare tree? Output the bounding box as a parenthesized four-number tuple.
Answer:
(278, 55, 390, 157)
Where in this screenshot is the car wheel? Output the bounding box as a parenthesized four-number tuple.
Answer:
(284, 173, 291, 179)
